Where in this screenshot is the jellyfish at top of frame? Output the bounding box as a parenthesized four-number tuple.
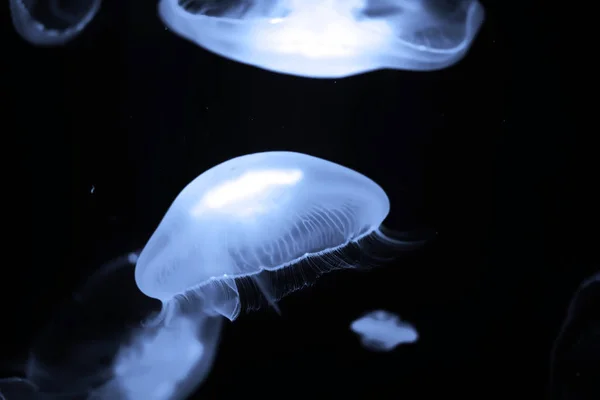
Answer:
(9, 0, 102, 46)
(135, 151, 434, 324)
(350, 310, 418, 352)
(23, 251, 223, 400)
(158, 0, 485, 78)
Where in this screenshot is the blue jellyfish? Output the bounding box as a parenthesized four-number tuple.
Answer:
(0, 377, 39, 400)
(350, 310, 418, 351)
(9, 0, 101, 46)
(135, 151, 431, 323)
(158, 0, 485, 78)
(22, 251, 223, 400)
(106, 309, 222, 400)
(548, 271, 600, 399)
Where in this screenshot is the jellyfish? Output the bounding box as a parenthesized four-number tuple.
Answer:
(102, 309, 222, 400)
(158, 0, 485, 78)
(350, 310, 418, 351)
(9, 0, 102, 46)
(135, 151, 433, 324)
(22, 251, 223, 400)
(0, 377, 40, 400)
(548, 271, 600, 399)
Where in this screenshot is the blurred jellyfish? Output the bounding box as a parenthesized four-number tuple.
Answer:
(22, 251, 223, 400)
(548, 271, 600, 400)
(9, 0, 101, 46)
(135, 151, 433, 324)
(0, 377, 39, 400)
(158, 0, 484, 78)
(102, 310, 222, 400)
(350, 310, 418, 351)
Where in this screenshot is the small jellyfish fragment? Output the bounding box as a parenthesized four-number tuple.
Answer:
(350, 310, 418, 351)
(23, 251, 223, 400)
(158, 0, 485, 78)
(548, 271, 600, 399)
(10, 0, 102, 46)
(135, 151, 433, 324)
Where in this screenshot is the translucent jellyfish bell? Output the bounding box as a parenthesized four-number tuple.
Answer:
(158, 0, 485, 78)
(10, 0, 101, 46)
(135, 151, 430, 323)
(24, 251, 223, 400)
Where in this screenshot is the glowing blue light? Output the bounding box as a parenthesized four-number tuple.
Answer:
(159, 0, 485, 78)
(135, 151, 427, 323)
(21, 252, 222, 400)
(350, 310, 418, 351)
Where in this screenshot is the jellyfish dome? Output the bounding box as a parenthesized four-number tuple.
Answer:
(136, 151, 429, 322)
(158, 0, 485, 78)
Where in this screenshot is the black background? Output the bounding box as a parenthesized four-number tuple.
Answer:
(3, 0, 587, 399)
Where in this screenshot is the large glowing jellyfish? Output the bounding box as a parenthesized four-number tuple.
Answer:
(548, 271, 600, 399)
(21, 251, 223, 400)
(158, 0, 485, 78)
(135, 151, 431, 324)
(350, 310, 418, 351)
(9, 0, 101, 46)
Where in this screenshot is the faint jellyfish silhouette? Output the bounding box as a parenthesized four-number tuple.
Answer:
(135, 151, 433, 324)
(9, 0, 101, 46)
(350, 310, 418, 351)
(548, 271, 600, 400)
(158, 0, 484, 78)
(0, 377, 39, 400)
(24, 251, 223, 400)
